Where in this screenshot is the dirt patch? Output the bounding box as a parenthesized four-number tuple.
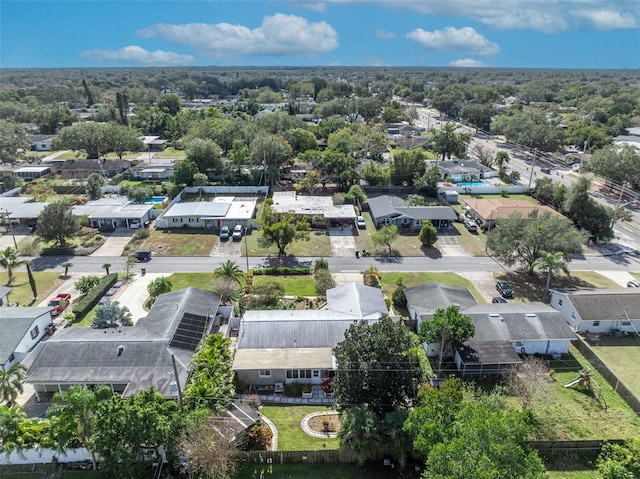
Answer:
(307, 413, 341, 434)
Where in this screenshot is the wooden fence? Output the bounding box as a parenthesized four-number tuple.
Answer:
(239, 449, 355, 465)
(528, 439, 624, 456)
(573, 338, 640, 413)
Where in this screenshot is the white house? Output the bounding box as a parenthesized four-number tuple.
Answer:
(159, 197, 257, 230)
(1, 307, 53, 372)
(550, 288, 640, 334)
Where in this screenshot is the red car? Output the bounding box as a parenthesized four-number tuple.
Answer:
(48, 293, 71, 316)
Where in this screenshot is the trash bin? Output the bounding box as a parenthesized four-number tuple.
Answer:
(141, 267, 146, 275)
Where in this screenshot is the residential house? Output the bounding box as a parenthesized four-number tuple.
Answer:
(232, 283, 388, 389)
(0, 196, 47, 224)
(12, 166, 51, 181)
(550, 288, 640, 334)
(434, 160, 496, 182)
(1, 307, 53, 372)
(58, 159, 131, 179)
(271, 191, 357, 228)
(403, 282, 478, 332)
(367, 195, 458, 230)
(130, 162, 176, 182)
(27, 135, 56, 152)
(463, 198, 565, 230)
(158, 196, 257, 229)
(72, 197, 154, 229)
(140, 136, 168, 152)
(25, 288, 222, 399)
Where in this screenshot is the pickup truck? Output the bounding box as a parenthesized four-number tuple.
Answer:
(48, 293, 71, 316)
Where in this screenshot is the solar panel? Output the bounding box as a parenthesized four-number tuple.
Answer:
(169, 312, 208, 351)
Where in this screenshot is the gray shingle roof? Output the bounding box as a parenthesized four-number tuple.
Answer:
(464, 302, 575, 342)
(368, 195, 407, 218)
(0, 308, 51, 364)
(394, 206, 458, 221)
(561, 288, 640, 321)
(326, 283, 388, 319)
(404, 282, 478, 317)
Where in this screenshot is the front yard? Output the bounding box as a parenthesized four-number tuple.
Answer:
(245, 230, 332, 257)
(0, 272, 65, 306)
(132, 229, 218, 256)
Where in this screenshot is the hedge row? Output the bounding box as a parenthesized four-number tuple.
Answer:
(251, 267, 311, 276)
(72, 273, 118, 319)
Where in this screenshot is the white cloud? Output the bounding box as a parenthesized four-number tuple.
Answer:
(293, 1, 327, 13)
(363, 55, 389, 66)
(450, 58, 487, 67)
(407, 26, 499, 56)
(137, 14, 339, 58)
(79, 45, 194, 66)
(570, 9, 637, 30)
(375, 29, 396, 39)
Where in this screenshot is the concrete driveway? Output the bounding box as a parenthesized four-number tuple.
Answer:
(458, 271, 499, 302)
(329, 228, 356, 257)
(110, 273, 160, 323)
(91, 228, 135, 256)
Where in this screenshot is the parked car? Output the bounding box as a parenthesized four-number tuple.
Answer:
(540, 167, 551, 174)
(492, 297, 508, 303)
(134, 249, 152, 261)
(129, 220, 141, 229)
(627, 279, 640, 288)
(232, 225, 244, 241)
(572, 164, 581, 173)
(465, 220, 478, 232)
(356, 216, 366, 229)
(496, 281, 514, 298)
(220, 226, 230, 241)
(48, 293, 71, 316)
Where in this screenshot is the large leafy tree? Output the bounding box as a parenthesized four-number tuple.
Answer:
(0, 247, 26, 285)
(85, 173, 104, 200)
(37, 200, 80, 246)
(584, 144, 640, 191)
(0, 119, 30, 163)
(171, 159, 199, 187)
(257, 199, 311, 257)
(184, 334, 234, 412)
(249, 134, 292, 186)
(334, 316, 423, 417)
(283, 127, 318, 156)
(53, 122, 107, 158)
(48, 385, 111, 469)
(299, 150, 358, 190)
(0, 363, 27, 405)
(487, 210, 586, 272)
(104, 122, 144, 159)
(185, 138, 223, 177)
(93, 388, 180, 479)
(429, 123, 470, 160)
(419, 306, 475, 376)
(391, 149, 427, 185)
(491, 108, 563, 152)
(564, 176, 614, 243)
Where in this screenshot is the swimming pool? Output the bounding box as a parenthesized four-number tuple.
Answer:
(146, 196, 167, 204)
(457, 181, 488, 187)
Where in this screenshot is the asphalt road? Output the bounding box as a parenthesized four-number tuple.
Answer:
(23, 251, 640, 275)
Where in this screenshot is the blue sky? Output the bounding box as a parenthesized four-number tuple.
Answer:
(2, 0, 639, 69)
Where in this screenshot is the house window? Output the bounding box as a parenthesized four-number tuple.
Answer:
(557, 299, 563, 306)
(593, 321, 600, 327)
(30, 325, 39, 339)
(172, 218, 183, 223)
(188, 217, 197, 223)
(259, 370, 271, 378)
(312, 370, 320, 378)
(287, 370, 299, 379)
(515, 341, 524, 347)
(621, 321, 631, 326)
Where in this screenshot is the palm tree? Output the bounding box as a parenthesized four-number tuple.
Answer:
(534, 251, 569, 296)
(62, 261, 73, 277)
(102, 263, 111, 275)
(494, 150, 510, 178)
(147, 277, 173, 301)
(0, 363, 27, 406)
(0, 404, 27, 452)
(0, 247, 26, 285)
(213, 260, 245, 285)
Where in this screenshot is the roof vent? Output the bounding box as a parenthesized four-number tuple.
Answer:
(117, 345, 125, 357)
(526, 314, 537, 318)
(489, 313, 500, 319)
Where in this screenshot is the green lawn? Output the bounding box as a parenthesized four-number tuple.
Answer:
(245, 230, 332, 257)
(0, 272, 65, 306)
(54, 150, 87, 159)
(588, 336, 640, 401)
(379, 272, 486, 304)
(253, 275, 316, 296)
(450, 222, 487, 256)
(237, 463, 419, 478)
(544, 456, 598, 479)
(137, 229, 217, 256)
(494, 271, 619, 303)
(152, 147, 186, 158)
(528, 345, 640, 441)
(260, 405, 339, 451)
(166, 272, 216, 291)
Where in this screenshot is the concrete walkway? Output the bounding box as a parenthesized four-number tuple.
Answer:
(596, 270, 638, 287)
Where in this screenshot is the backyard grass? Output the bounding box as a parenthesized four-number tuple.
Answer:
(245, 230, 332, 257)
(528, 345, 640, 441)
(237, 463, 419, 478)
(260, 405, 339, 451)
(379, 271, 486, 304)
(587, 335, 640, 401)
(253, 275, 316, 296)
(494, 271, 619, 303)
(0, 272, 65, 306)
(136, 229, 217, 256)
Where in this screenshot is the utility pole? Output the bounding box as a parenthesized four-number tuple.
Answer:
(527, 148, 538, 190)
(611, 182, 626, 230)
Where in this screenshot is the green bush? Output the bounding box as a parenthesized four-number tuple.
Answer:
(342, 193, 356, 205)
(392, 284, 407, 307)
(501, 189, 509, 197)
(133, 228, 150, 240)
(251, 267, 311, 276)
(72, 273, 118, 319)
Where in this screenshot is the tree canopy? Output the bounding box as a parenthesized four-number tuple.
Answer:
(585, 144, 640, 191)
(257, 199, 311, 257)
(334, 316, 423, 417)
(429, 123, 470, 160)
(37, 200, 80, 246)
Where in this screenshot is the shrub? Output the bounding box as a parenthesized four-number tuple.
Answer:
(72, 273, 118, 319)
(251, 266, 310, 276)
(342, 193, 356, 205)
(314, 258, 329, 271)
(285, 382, 303, 396)
(501, 189, 509, 197)
(133, 228, 150, 240)
(243, 394, 262, 410)
(302, 384, 312, 393)
(75, 275, 101, 294)
(314, 269, 336, 297)
(392, 284, 407, 307)
(332, 192, 344, 205)
(348, 184, 366, 202)
(246, 424, 273, 451)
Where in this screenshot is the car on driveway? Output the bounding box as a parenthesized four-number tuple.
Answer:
(356, 216, 366, 229)
(232, 225, 244, 241)
(48, 293, 71, 316)
(496, 281, 514, 298)
(628, 279, 640, 288)
(220, 226, 230, 241)
(492, 297, 508, 303)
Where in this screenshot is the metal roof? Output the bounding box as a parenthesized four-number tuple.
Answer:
(237, 320, 365, 349)
(326, 283, 388, 319)
(457, 340, 523, 366)
(163, 201, 231, 218)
